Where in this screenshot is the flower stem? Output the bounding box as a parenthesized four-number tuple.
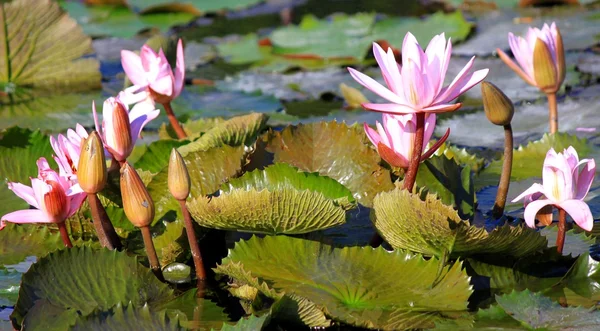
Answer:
(492, 124, 514, 219)
(140, 225, 163, 280)
(403, 112, 426, 192)
(87, 193, 122, 250)
(556, 208, 566, 254)
(178, 200, 207, 282)
(162, 102, 187, 139)
(58, 222, 73, 248)
(547, 92, 558, 134)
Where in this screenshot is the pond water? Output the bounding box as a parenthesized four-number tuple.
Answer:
(3, 0, 600, 329)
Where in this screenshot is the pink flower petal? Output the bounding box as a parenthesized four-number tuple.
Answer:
(173, 39, 185, 98)
(559, 199, 593, 231)
(372, 42, 400, 94)
(129, 107, 160, 141)
(435, 61, 489, 104)
(7, 182, 38, 208)
(523, 199, 553, 228)
(140, 45, 159, 72)
(574, 159, 595, 200)
(1, 209, 51, 230)
(512, 183, 546, 202)
(347, 67, 405, 105)
(421, 103, 462, 113)
(67, 192, 87, 217)
(149, 73, 174, 97)
(120, 50, 147, 87)
(363, 122, 382, 147)
(361, 102, 418, 114)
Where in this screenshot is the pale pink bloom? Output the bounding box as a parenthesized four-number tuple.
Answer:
(93, 95, 159, 161)
(512, 147, 595, 231)
(347, 33, 489, 115)
(49, 124, 89, 180)
(1, 158, 86, 230)
(121, 39, 185, 104)
(498, 22, 565, 93)
(364, 114, 436, 168)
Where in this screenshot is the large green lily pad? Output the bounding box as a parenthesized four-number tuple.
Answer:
(216, 235, 472, 330)
(265, 121, 394, 207)
(126, 0, 263, 15)
(72, 304, 183, 331)
(0, 0, 100, 91)
(371, 189, 548, 258)
(12, 246, 174, 328)
(0, 224, 62, 266)
(187, 188, 347, 234)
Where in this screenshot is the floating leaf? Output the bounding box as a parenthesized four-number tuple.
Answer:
(223, 163, 355, 207)
(72, 304, 183, 331)
(187, 188, 346, 234)
(162, 263, 191, 284)
(0, 268, 22, 306)
(12, 246, 173, 328)
(20, 299, 79, 331)
(147, 145, 245, 224)
(477, 133, 592, 189)
(541, 227, 595, 257)
(432, 142, 485, 173)
(157, 289, 229, 330)
(220, 314, 269, 331)
(495, 290, 600, 330)
(216, 236, 472, 329)
(265, 121, 394, 207)
(416, 155, 475, 219)
(467, 258, 562, 292)
(0, 224, 62, 266)
(178, 113, 268, 156)
(126, 0, 263, 15)
(270, 294, 331, 328)
(0, 0, 100, 91)
(371, 189, 547, 258)
(158, 117, 225, 140)
(134, 139, 190, 173)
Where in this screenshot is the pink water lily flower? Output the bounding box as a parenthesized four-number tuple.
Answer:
(121, 39, 185, 104)
(50, 124, 89, 180)
(1, 158, 86, 230)
(348, 33, 489, 115)
(365, 113, 436, 168)
(498, 22, 565, 94)
(512, 147, 595, 231)
(93, 95, 159, 162)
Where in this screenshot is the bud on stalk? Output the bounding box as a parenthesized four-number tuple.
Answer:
(120, 162, 154, 228)
(481, 81, 514, 126)
(78, 132, 107, 194)
(168, 149, 190, 201)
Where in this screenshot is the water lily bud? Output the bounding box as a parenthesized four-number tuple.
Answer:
(168, 149, 190, 200)
(555, 26, 566, 88)
(120, 162, 154, 228)
(78, 131, 107, 194)
(107, 101, 133, 162)
(42, 181, 69, 222)
(481, 81, 514, 126)
(533, 38, 558, 93)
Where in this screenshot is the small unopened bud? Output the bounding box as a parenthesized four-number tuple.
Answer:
(120, 163, 154, 228)
(555, 26, 566, 88)
(168, 149, 190, 200)
(78, 131, 107, 193)
(481, 81, 514, 126)
(533, 38, 558, 93)
(107, 101, 133, 162)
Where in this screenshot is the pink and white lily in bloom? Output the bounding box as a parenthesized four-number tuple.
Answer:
(497, 22, 565, 94)
(512, 147, 595, 231)
(348, 33, 489, 114)
(50, 124, 89, 180)
(93, 95, 159, 162)
(120, 39, 185, 105)
(1, 158, 86, 230)
(364, 114, 436, 168)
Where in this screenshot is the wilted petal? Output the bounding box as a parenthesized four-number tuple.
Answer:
(559, 199, 593, 231)
(523, 199, 553, 228)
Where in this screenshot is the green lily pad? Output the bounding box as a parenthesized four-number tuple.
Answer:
(495, 289, 600, 330)
(73, 304, 183, 331)
(371, 11, 473, 47)
(371, 189, 548, 258)
(477, 133, 592, 189)
(216, 235, 472, 329)
(61, 2, 195, 39)
(216, 34, 264, 65)
(126, 0, 262, 14)
(134, 139, 190, 173)
(0, 268, 22, 306)
(158, 117, 225, 140)
(223, 163, 355, 207)
(0, 224, 62, 266)
(269, 13, 375, 60)
(178, 112, 268, 156)
(220, 314, 269, 331)
(432, 142, 486, 173)
(541, 227, 595, 257)
(12, 246, 174, 328)
(187, 188, 347, 234)
(416, 155, 475, 219)
(265, 121, 394, 207)
(147, 145, 245, 224)
(0, 127, 54, 217)
(1, 0, 100, 91)
(467, 258, 562, 292)
(151, 219, 187, 267)
(157, 289, 230, 329)
(270, 294, 331, 328)
(20, 299, 79, 331)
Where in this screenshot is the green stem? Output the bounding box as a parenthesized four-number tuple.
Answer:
(547, 93, 558, 134)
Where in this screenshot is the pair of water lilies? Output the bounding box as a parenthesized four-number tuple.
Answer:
(0, 23, 594, 245)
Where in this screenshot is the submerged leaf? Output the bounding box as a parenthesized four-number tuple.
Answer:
(265, 121, 394, 207)
(0, 0, 100, 91)
(371, 189, 547, 258)
(187, 188, 346, 234)
(216, 236, 472, 329)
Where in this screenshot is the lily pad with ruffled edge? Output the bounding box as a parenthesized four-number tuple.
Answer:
(476, 133, 592, 190)
(215, 235, 472, 330)
(220, 313, 269, 331)
(10, 246, 174, 329)
(157, 289, 230, 330)
(494, 289, 600, 330)
(371, 189, 548, 258)
(72, 304, 184, 331)
(264, 121, 394, 207)
(0, 0, 100, 92)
